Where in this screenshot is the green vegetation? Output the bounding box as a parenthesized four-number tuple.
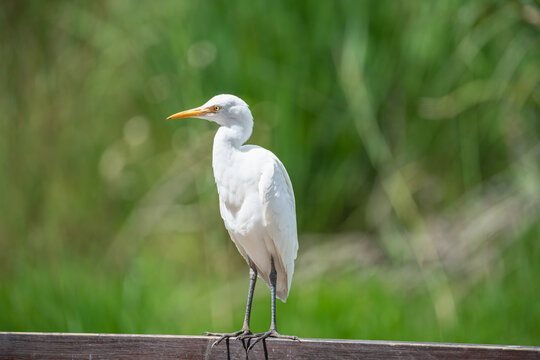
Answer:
(1, 1, 539, 345)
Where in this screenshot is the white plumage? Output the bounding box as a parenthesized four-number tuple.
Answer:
(217, 146, 297, 301)
(168, 94, 299, 347)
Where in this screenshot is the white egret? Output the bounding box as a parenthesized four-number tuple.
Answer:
(167, 94, 299, 350)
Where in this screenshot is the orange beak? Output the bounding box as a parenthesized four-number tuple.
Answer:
(167, 107, 209, 120)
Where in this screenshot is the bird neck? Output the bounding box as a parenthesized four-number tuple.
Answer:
(214, 122, 253, 150)
(212, 123, 252, 176)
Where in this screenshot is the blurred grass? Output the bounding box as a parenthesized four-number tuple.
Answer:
(1, 0, 540, 346)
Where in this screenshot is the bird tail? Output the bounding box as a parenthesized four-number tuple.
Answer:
(275, 259, 294, 302)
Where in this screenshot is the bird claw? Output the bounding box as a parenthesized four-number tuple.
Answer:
(236, 332, 254, 341)
(244, 329, 299, 352)
(204, 329, 252, 347)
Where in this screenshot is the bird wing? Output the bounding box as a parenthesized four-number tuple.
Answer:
(259, 154, 298, 301)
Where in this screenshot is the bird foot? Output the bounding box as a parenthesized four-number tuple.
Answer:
(242, 329, 299, 351)
(204, 329, 252, 347)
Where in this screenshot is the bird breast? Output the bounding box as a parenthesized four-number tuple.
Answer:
(214, 156, 264, 236)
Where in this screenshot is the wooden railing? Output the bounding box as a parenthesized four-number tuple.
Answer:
(1, 332, 539, 359)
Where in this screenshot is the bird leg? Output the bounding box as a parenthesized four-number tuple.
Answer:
(243, 259, 299, 352)
(205, 267, 257, 347)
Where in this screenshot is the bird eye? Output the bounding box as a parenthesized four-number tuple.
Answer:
(213, 105, 221, 111)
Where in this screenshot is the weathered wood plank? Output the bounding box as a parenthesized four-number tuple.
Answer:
(0, 332, 539, 360)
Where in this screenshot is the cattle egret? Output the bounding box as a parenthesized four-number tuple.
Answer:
(168, 94, 299, 350)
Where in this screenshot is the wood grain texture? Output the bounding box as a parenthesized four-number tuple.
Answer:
(1, 332, 539, 360)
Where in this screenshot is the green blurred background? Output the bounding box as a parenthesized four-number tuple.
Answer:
(1, 0, 540, 346)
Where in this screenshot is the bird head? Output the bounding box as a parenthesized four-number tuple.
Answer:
(167, 94, 252, 127)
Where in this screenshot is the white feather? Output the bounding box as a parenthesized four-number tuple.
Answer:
(258, 154, 298, 301)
